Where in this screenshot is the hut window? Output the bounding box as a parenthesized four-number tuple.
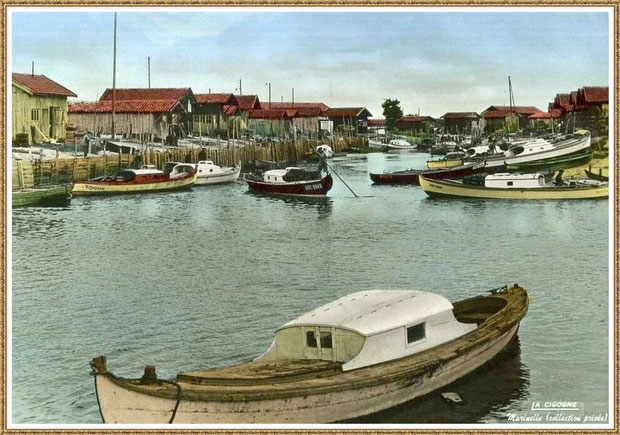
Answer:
(31, 109, 40, 121)
(407, 323, 425, 344)
(320, 332, 332, 349)
(306, 331, 317, 348)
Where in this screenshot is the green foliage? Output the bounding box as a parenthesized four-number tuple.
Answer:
(382, 99, 403, 132)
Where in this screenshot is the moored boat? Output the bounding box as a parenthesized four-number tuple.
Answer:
(72, 164, 197, 196)
(370, 162, 485, 185)
(244, 165, 333, 197)
(584, 167, 609, 182)
(419, 172, 608, 200)
(385, 139, 415, 150)
(191, 160, 241, 185)
(90, 284, 528, 423)
(504, 151, 593, 173)
(427, 151, 465, 170)
(343, 145, 388, 154)
(12, 184, 73, 207)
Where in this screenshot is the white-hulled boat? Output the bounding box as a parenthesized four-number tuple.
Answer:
(73, 164, 197, 196)
(90, 284, 528, 423)
(192, 160, 241, 185)
(479, 131, 591, 169)
(386, 139, 415, 150)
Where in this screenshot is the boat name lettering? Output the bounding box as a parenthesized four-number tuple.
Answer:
(304, 183, 322, 191)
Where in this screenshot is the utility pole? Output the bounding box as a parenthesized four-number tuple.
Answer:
(147, 56, 151, 88)
(265, 82, 271, 108)
(292, 88, 295, 105)
(111, 12, 117, 140)
(31, 61, 34, 76)
(238, 79, 242, 95)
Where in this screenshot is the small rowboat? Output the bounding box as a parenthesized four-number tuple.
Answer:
(370, 162, 485, 185)
(419, 172, 608, 200)
(584, 167, 609, 182)
(245, 166, 333, 197)
(90, 284, 528, 423)
(12, 184, 73, 207)
(72, 164, 197, 196)
(344, 145, 389, 154)
(505, 151, 593, 173)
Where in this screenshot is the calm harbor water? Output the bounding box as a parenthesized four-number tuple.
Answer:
(11, 151, 609, 424)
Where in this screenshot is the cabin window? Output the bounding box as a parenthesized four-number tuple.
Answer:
(407, 323, 425, 344)
(31, 109, 40, 121)
(306, 331, 317, 348)
(320, 331, 332, 349)
(507, 181, 513, 186)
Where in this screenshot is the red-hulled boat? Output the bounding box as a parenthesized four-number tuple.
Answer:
(370, 162, 485, 185)
(245, 166, 333, 197)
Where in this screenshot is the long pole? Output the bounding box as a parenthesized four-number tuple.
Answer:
(292, 88, 295, 105)
(111, 12, 117, 140)
(147, 56, 151, 88)
(319, 155, 358, 198)
(238, 79, 242, 95)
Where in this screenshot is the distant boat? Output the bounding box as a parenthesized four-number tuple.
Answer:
(505, 151, 593, 173)
(244, 166, 333, 197)
(370, 162, 485, 185)
(385, 139, 415, 150)
(191, 160, 241, 185)
(12, 184, 73, 207)
(584, 167, 609, 182)
(343, 145, 388, 154)
(427, 151, 466, 170)
(89, 284, 529, 423)
(72, 164, 197, 196)
(419, 172, 608, 200)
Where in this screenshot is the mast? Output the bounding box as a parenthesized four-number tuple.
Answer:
(147, 56, 151, 88)
(508, 76, 515, 131)
(111, 12, 117, 140)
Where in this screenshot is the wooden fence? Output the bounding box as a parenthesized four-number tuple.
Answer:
(12, 137, 365, 189)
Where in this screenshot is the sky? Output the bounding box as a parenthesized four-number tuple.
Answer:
(10, 9, 610, 118)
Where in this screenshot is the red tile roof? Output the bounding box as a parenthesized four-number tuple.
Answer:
(195, 93, 237, 105)
(268, 102, 330, 112)
(222, 104, 240, 116)
(398, 116, 431, 123)
(484, 105, 540, 116)
(12, 73, 77, 97)
(99, 88, 190, 101)
(483, 110, 512, 120)
(554, 94, 573, 111)
(367, 119, 385, 126)
(234, 95, 261, 111)
(248, 109, 289, 120)
(441, 112, 479, 120)
(324, 107, 372, 117)
(528, 110, 562, 119)
(582, 86, 608, 104)
(69, 99, 182, 114)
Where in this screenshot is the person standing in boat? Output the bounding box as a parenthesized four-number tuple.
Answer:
(555, 169, 565, 186)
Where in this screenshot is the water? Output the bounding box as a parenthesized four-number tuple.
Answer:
(11, 151, 609, 424)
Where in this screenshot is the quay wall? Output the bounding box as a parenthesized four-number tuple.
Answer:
(12, 138, 364, 189)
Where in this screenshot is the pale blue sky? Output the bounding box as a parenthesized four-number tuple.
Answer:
(11, 10, 609, 117)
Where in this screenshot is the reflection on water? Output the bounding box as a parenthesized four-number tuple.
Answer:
(11, 151, 608, 424)
(347, 336, 529, 423)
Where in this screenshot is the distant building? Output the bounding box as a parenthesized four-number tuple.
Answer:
(266, 103, 329, 138)
(395, 115, 437, 133)
(247, 109, 293, 138)
(549, 86, 608, 133)
(324, 107, 372, 134)
(193, 93, 238, 136)
(12, 72, 77, 145)
(440, 112, 479, 134)
(367, 118, 386, 135)
(528, 110, 562, 131)
(481, 106, 541, 130)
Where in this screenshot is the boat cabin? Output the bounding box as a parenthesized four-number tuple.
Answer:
(113, 168, 164, 182)
(168, 163, 196, 179)
(163, 161, 183, 175)
(258, 290, 477, 371)
(195, 160, 220, 174)
(485, 172, 545, 189)
(505, 139, 552, 157)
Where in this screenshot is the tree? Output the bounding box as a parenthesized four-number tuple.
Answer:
(382, 99, 403, 132)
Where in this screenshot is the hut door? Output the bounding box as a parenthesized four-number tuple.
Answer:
(304, 327, 319, 360)
(49, 107, 56, 138)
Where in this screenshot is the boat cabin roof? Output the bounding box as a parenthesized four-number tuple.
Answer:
(198, 160, 215, 165)
(279, 290, 453, 336)
(121, 168, 164, 176)
(265, 167, 302, 177)
(487, 173, 545, 181)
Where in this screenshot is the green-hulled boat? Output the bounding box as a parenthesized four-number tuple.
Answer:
(12, 184, 73, 207)
(505, 151, 593, 173)
(343, 146, 389, 154)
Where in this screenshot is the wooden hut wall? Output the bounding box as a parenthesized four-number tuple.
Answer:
(12, 86, 69, 143)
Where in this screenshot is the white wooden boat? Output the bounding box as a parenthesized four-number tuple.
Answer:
(90, 285, 528, 423)
(480, 131, 591, 169)
(386, 139, 415, 150)
(192, 160, 241, 185)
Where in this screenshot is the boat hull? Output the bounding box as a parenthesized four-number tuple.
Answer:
(194, 167, 240, 185)
(419, 175, 608, 200)
(12, 184, 73, 207)
(505, 151, 593, 173)
(91, 286, 528, 423)
(93, 324, 518, 424)
(584, 168, 609, 182)
(72, 173, 197, 196)
(426, 159, 463, 170)
(371, 163, 484, 185)
(245, 174, 333, 197)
